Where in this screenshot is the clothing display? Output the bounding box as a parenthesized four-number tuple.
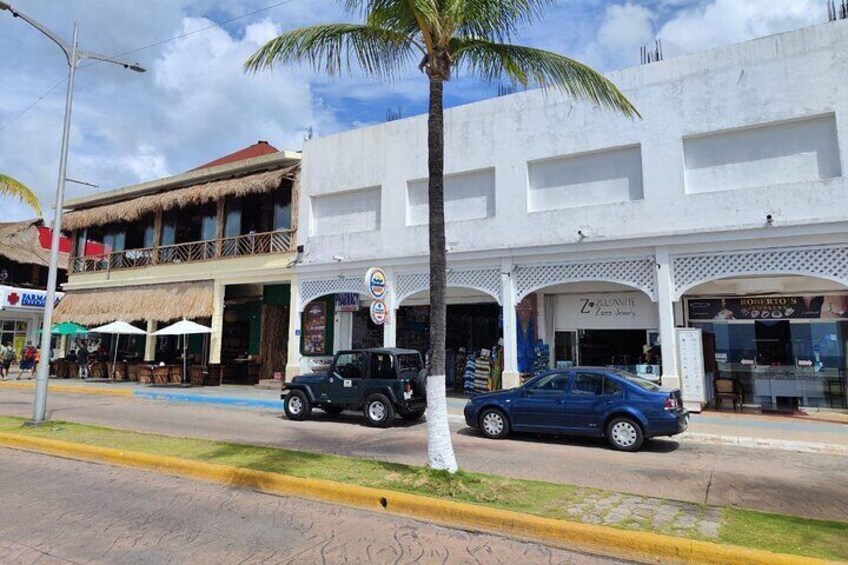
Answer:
(474, 351, 491, 394)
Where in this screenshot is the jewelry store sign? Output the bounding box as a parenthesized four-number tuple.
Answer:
(555, 292, 658, 330)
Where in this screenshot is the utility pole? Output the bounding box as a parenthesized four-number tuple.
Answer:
(0, 2, 145, 423)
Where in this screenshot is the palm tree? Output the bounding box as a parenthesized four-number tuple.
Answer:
(0, 173, 42, 215)
(245, 0, 639, 473)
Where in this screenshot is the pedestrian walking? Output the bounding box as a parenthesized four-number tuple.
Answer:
(0, 341, 15, 380)
(19, 341, 37, 380)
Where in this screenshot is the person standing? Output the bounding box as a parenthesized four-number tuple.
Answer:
(0, 341, 15, 380)
(77, 344, 89, 379)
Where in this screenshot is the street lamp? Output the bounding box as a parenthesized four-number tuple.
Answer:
(1, 3, 145, 423)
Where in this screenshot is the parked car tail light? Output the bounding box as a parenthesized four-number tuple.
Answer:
(664, 394, 678, 411)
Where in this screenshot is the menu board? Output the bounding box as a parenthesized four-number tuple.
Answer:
(676, 328, 706, 412)
(303, 301, 328, 355)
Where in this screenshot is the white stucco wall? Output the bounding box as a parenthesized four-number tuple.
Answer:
(299, 21, 848, 265)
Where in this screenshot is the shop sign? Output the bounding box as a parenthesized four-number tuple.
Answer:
(676, 328, 706, 412)
(370, 299, 387, 325)
(687, 296, 848, 321)
(555, 292, 657, 330)
(0, 286, 63, 311)
(334, 293, 360, 313)
(303, 301, 328, 355)
(364, 267, 387, 300)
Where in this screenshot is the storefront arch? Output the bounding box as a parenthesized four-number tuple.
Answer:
(671, 245, 848, 301)
(513, 257, 658, 304)
(299, 276, 367, 307)
(395, 269, 502, 306)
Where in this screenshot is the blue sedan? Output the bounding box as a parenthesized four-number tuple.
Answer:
(464, 368, 688, 451)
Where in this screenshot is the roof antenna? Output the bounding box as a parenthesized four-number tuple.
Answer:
(385, 106, 403, 122)
(640, 39, 663, 65)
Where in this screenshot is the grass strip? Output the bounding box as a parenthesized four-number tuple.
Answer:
(0, 415, 844, 561)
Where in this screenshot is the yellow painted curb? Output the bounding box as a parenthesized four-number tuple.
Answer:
(0, 432, 834, 565)
(0, 381, 133, 397)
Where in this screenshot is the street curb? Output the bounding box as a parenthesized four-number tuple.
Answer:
(133, 390, 283, 409)
(681, 432, 848, 457)
(0, 381, 133, 397)
(0, 431, 832, 565)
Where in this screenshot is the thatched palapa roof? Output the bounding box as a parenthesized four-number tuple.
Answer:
(54, 281, 213, 326)
(0, 219, 69, 267)
(62, 165, 298, 231)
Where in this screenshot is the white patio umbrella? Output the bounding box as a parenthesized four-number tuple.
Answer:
(152, 319, 212, 384)
(88, 321, 148, 380)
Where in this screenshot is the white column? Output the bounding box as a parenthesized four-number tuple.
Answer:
(335, 311, 353, 351)
(286, 278, 302, 380)
(208, 281, 225, 365)
(383, 269, 397, 348)
(501, 258, 520, 389)
(144, 319, 156, 362)
(656, 247, 680, 389)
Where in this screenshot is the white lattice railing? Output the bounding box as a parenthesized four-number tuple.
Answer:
(71, 229, 295, 274)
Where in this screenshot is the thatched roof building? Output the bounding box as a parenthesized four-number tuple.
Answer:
(53, 281, 213, 325)
(0, 219, 68, 268)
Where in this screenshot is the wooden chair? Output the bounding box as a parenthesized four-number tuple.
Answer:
(127, 364, 139, 382)
(137, 366, 154, 385)
(90, 361, 107, 379)
(68, 363, 79, 379)
(114, 362, 127, 381)
(206, 365, 223, 386)
(714, 377, 743, 410)
(105, 362, 114, 379)
(189, 365, 206, 387)
(168, 366, 183, 385)
(152, 366, 170, 385)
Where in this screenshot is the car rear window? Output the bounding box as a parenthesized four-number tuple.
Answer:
(397, 354, 422, 373)
(613, 370, 661, 392)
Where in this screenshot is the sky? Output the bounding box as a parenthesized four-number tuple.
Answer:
(0, 0, 829, 222)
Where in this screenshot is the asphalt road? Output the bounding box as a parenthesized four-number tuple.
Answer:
(1, 389, 847, 521)
(0, 448, 620, 565)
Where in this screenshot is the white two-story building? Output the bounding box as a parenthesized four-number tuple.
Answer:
(290, 20, 848, 413)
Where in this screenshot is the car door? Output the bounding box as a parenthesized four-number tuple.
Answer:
(563, 371, 607, 433)
(509, 372, 571, 432)
(326, 352, 366, 406)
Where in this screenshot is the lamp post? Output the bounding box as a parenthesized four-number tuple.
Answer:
(0, 3, 145, 423)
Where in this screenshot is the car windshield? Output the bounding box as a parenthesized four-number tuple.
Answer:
(613, 370, 661, 391)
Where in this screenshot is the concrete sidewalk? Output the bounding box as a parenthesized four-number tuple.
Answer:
(2, 379, 846, 455)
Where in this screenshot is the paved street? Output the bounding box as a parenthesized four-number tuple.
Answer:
(1, 388, 847, 522)
(0, 449, 621, 565)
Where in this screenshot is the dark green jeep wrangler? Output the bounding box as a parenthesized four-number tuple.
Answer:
(282, 348, 427, 427)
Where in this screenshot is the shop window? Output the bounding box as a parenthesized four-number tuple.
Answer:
(754, 321, 792, 366)
(334, 352, 365, 379)
(555, 331, 577, 367)
(570, 373, 603, 396)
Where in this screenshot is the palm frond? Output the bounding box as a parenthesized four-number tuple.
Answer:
(445, 0, 555, 43)
(244, 23, 419, 81)
(453, 39, 640, 118)
(0, 174, 42, 215)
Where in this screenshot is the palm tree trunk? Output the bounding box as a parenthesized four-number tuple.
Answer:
(425, 76, 458, 473)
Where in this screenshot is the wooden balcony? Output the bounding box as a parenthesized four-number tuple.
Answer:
(71, 229, 294, 274)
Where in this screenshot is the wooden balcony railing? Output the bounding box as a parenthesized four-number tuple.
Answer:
(71, 229, 294, 274)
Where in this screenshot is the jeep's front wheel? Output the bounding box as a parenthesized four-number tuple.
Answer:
(284, 390, 311, 421)
(364, 394, 395, 427)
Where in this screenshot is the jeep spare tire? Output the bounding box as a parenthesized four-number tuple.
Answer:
(364, 393, 395, 427)
(414, 370, 427, 397)
(284, 390, 311, 421)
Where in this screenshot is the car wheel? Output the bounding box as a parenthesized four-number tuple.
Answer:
(322, 405, 344, 415)
(364, 394, 395, 427)
(607, 417, 644, 452)
(400, 408, 425, 421)
(479, 408, 510, 440)
(284, 390, 311, 421)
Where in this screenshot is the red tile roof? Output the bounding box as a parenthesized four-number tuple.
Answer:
(191, 141, 279, 171)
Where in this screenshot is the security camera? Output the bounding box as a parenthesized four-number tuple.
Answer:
(765, 214, 774, 226)
(332, 255, 344, 262)
(577, 230, 587, 241)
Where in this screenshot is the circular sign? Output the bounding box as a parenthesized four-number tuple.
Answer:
(370, 299, 387, 325)
(364, 267, 387, 300)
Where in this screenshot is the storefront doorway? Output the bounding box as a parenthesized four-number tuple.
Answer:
(685, 276, 848, 412)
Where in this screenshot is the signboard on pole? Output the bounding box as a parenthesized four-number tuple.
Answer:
(370, 299, 387, 325)
(676, 328, 706, 412)
(364, 267, 387, 300)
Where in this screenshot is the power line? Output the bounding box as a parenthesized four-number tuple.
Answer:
(0, 0, 296, 132)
